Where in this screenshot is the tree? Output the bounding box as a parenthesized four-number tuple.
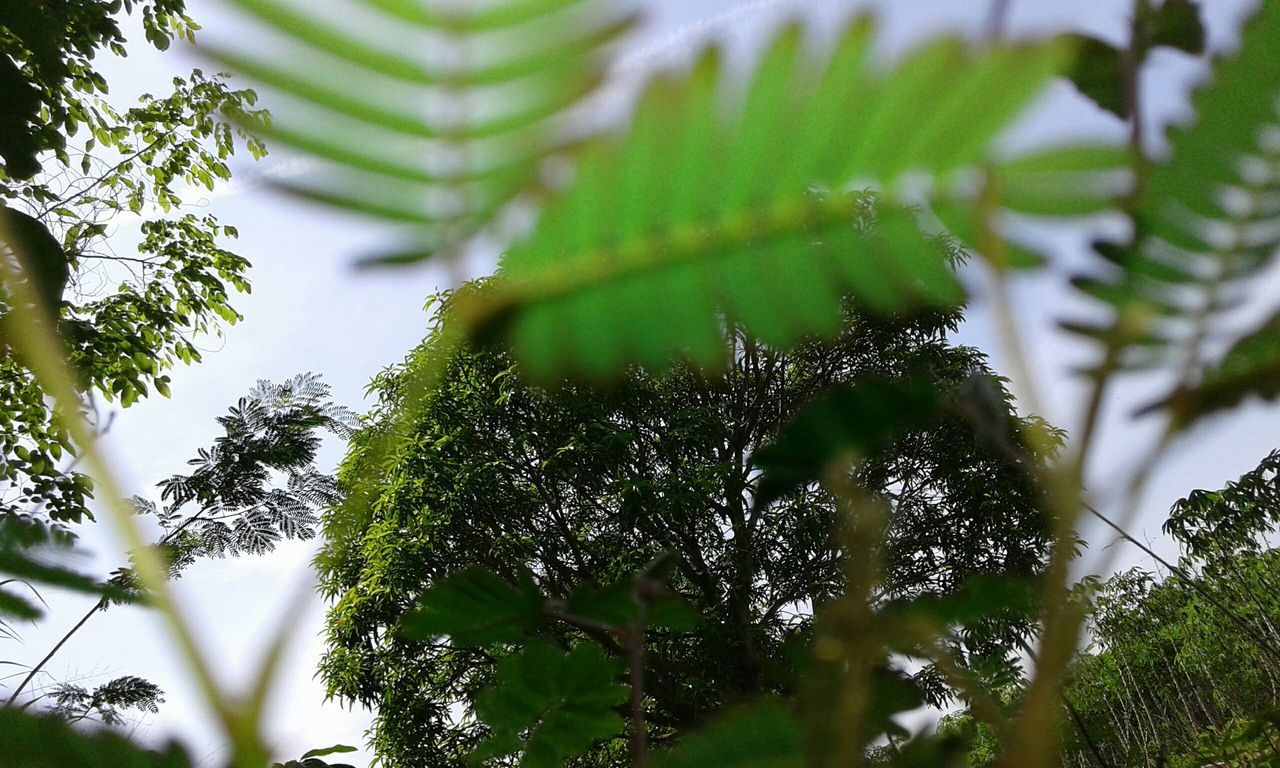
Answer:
(1060, 451, 1280, 768)
(2, 374, 355, 719)
(317, 291, 1057, 767)
(1, 0, 267, 530)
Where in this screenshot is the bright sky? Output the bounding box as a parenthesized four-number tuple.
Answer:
(11, 1, 1276, 765)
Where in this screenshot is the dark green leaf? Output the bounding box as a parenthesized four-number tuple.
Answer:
(1063, 35, 1127, 118)
(0, 709, 192, 768)
(751, 377, 942, 507)
(652, 700, 803, 768)
(471, 638, 627, 767)
(1148, 0, 1205, 55)
(400, 567, 544, 645)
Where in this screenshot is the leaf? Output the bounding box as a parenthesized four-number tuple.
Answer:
(564, 576, 700, 631)
(207, 0, 633, 262)
(1064, 1, 1204, 117)
(751, 377, 943, 507)
(652, 700, 803, 768)
(0, 588, 42, 620)
(1161, 310, 1280, 426)
(446, 23, 1097, 378)
(300, 745, 357, 760)
(0, 708, 192, 768)
(1148, 0, 1205, 55)
(400, 567, 544, 645)
(1068, 2, 1280, 393)
(471, 638, 627, 767)
(0, 205, 69, 311)
(1063, 35, 1127, 118)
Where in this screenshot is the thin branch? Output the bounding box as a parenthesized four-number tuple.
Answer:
(628, 579, 655, 768)
(5, 597, 106, 707)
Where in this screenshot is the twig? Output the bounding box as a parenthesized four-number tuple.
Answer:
(628, 578, 655, 768)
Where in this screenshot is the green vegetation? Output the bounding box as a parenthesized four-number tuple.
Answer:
(319, 295, 1054, 766)
(1063, 451, 1280, 768)
(4, 0, 1280, 767)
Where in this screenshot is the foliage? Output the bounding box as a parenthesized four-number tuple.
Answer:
(318, 293, 1055, 766)
(0, 0, 200, 179)
(8, 0, 1280, 767)
(1050, 447, 1280, 768)
(2, 374, 352, 718)
(49, 675, 165, 726)
(0, 707, 192, 768)
(470, 638, 629, 768)
(0, 0, 268, 529)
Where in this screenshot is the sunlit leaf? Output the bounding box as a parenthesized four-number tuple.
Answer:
(454, 22, 1110, 378)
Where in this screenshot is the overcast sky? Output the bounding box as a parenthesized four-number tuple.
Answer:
(10, 1, 1276, 765)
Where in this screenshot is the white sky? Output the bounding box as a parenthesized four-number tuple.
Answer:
(9, 1, 1277, 765)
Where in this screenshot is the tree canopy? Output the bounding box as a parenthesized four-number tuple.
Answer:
(318, 292, 1057, 766)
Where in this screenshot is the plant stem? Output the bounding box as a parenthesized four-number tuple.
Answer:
(5, 598, 106, 707)
(628, 581, 653, 768)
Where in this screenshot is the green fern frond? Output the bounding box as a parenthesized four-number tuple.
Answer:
(456, 22, 1116, 379)
(208, 0, 634, 262)
(1068, 2, 1280, 388)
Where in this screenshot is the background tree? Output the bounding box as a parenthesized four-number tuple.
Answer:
(1059, 451, 1280, 768)
(1, 0, 267, 531)
(317, 289, 1058, 767)
(1, 374, 355, 720)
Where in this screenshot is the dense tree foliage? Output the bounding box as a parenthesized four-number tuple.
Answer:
(1061, 452, 1280, 768)
(1, 0, 266, 529)
(317, 292, 1056, 766)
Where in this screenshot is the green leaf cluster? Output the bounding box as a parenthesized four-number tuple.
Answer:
(471, 638, 628, 768)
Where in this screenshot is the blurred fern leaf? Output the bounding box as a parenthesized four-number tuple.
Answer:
(455, 22, 1117, 378)
(1068, 2, 1280, 395)
(207, 0, 633, 262)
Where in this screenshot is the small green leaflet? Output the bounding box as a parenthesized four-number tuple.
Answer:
(1064, 0, 1205, 117)
(400, 567, 543, 645)
(471, 638, 628, 768)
